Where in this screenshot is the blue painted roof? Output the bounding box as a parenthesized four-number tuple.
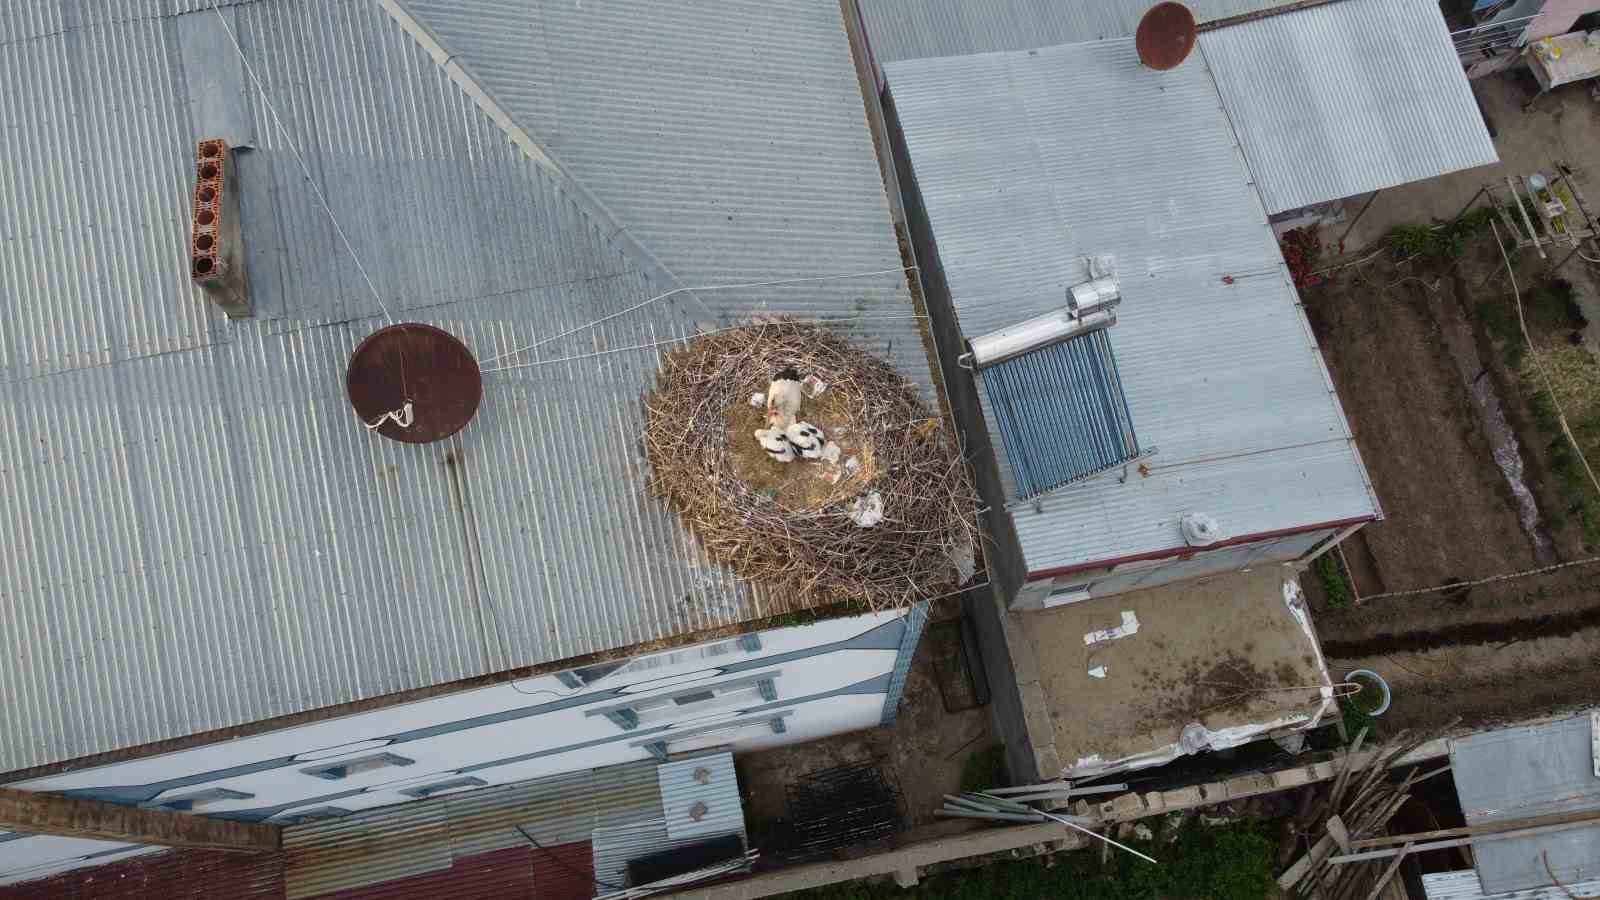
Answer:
(980, 331, 1139, 500)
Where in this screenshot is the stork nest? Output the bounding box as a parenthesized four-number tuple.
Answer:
(644, 320, 979, 612)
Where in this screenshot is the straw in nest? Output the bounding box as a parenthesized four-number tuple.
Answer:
(643, 319, 979, 612)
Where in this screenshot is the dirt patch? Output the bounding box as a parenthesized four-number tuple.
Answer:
(725, 387, 878, 511)
(736, 599, 993, 839)
(1026, 568, 1327, 775)
(1302, 218, 1600, 735)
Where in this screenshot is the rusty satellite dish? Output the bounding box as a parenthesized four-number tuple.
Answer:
(1136, 2, 1197, 70)
(347, 323, 482, 444)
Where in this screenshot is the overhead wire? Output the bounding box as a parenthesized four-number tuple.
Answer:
(478, 267, 921, 366)
(479, 315, 933, 373)
(209, 3, 394, 327)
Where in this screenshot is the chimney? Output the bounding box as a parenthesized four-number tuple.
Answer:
(190, 139, 249, 317)
(1135, 2, 1197, 71)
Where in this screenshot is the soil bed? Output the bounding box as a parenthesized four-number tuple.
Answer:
(1300, 219, 1600, 736)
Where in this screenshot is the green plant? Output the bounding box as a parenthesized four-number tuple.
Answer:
(1313, 554, 1351, 609)
(959, 745, 1007, 793)
(1340, 699, 1376, 743)
(1346, 673, 1386, 714)
(1386, 210, 1497, 260)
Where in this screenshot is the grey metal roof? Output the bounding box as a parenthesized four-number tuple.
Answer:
(657, 752, 742, 842)
(977, 331, 1140, 500)
(0, 0, 924, 773)
(1424, 870, 1600, 900)
(397, 0, 930, 390)
(858, 0, 1301, 63)
(885, 40, 1378, 573)
(1450, 714, 1600, 894)
(1198, 0, 1498, 214)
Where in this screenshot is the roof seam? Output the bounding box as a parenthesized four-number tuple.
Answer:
(376, 0, 716, 323)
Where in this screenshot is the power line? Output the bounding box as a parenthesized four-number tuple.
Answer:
(1360, 555, 1600, 602)
(209, 3, 394, 325)
(479, 266, 921, 367)
(479, 315, 931, 373)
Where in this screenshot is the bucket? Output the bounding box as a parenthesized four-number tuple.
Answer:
(1344, 669, 1392, 717)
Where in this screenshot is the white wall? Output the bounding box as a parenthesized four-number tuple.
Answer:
(0, 609, 912, 886)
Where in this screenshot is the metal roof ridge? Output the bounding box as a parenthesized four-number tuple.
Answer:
(376, 0, 715, 323)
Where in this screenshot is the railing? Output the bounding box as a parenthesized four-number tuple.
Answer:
(1451, 13, 1542, 58)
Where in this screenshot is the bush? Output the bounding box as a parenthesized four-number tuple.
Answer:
(1313, 554, 1351, 609)
(1341, 699, 1376, 743)
(1386, 209, 1497, 260)
(1280, 226, 1326, 288)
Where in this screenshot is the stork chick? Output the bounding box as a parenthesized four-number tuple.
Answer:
(754, 426, 795, 463)
(785, 421, 826, 460)
(766, 367, 803, 430)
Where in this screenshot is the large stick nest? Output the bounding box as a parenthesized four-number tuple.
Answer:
(644, 320, 979, 612)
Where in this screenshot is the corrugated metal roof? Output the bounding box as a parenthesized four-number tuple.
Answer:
(283, 796, 453, 898)
(0, 0, 925, 773)
(1198, 0, 1498, 214)
(978, 331, 1140, 499)
(304, 846, 536, 900)
(282, 759, 669, 899)
(0, 847, 283, 900)
(444, 761, 662, 859)
(885, 39, 1377, 572)
(1424, 870, 1600, 900)
(857, 0, 1303, 63)
(396, 0, 932, 395)
(529, 841, 594, 900)
(1450, 714, 1600, 894)
(656, 752, 742, 842)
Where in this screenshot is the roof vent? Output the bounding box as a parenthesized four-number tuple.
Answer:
(1135, 2, 1197, 71)
(190, 139, 250, 317)
(346, 324, 483, 443)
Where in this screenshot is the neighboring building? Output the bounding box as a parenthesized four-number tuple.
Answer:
(1438, 713, 1600, 895)
(0, 0, 931, 888)
(856, 0, 1495, 783)
(1457, 0, 1600, 77)
(863, 0, 1498, 228)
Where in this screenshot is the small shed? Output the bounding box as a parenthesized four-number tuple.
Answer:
(1449, 713, 1600, 893)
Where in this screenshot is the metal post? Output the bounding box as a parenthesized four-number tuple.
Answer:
(1336, 189, 1383, 250)
(1446, 186, 1487, 229)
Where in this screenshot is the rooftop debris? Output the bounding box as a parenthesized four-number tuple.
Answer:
(1276, 723, 1459, 899)
(935, 783, 1153, 864)
(644, 319, 978, 612)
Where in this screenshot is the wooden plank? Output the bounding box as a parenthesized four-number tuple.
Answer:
(1349, 806, 1600, 850)
(1361, 843, 1412, 900)
(1326, 815, 1351, 853)
(0, 787, 279, 852)
(1331, 818, 1600, 864)
(1279, 833, 1336, 890)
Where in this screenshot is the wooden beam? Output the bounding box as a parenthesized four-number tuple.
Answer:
(1331, 819, 1600, 864)
(1349, 807, 1600, 850)
(0, 788, 280, 852)
(1361, 843, 1413, 900)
